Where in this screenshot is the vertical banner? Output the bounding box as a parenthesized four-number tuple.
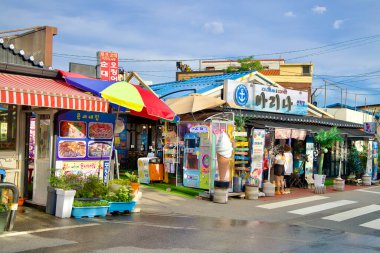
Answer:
(305, 136, 314, 176)
(250, 129, 265, 187)
(97, 51, 119, 81)
(367, 141, 373, 176)
(372, 142, 378, 181)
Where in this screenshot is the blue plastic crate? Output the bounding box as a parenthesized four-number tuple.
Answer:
(71, 206, 109, 219)
(108, 201, 136, 213)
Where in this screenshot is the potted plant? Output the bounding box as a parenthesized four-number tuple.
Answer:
(0, 202, 9, 233)
(50, 173, 79, 218)
(314, 126, 343, 194)
(71, 200, 109, 218)
(125, 172, 139, 194)
(348, 146, 366, 185)
(106, 183, 136, 213)
(71, 175, 109, 218)
(234, 115, 250, 132)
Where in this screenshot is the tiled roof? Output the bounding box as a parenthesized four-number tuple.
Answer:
(259, 69, 280, 76)
(151, 71, 254, 99)
(0, 38, 48, 69)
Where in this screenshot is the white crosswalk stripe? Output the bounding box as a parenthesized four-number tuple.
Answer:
(322, 204, 380, 222)
(360, 218, 380, 230)
(288, 200, 357, 215)
(257, 195, 329, 209)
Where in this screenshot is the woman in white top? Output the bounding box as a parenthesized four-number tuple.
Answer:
(283, 144, 293, 192)
(274, 146, 286, 195)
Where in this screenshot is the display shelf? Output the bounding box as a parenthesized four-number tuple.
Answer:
(233, 131, 249, 192)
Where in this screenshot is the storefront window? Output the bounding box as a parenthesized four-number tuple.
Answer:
(0, 104, 17, 150)
(37, 115, 51, 159)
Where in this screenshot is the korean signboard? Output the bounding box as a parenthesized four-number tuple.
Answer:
(224, 80, 308, 115)
(55, 111, 116, 177)
(97, 51, 119, 81)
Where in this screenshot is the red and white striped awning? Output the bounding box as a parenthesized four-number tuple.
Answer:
(0, 73, 109, 112)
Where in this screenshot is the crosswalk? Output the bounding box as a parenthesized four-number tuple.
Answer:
(257, 196, 380, 231)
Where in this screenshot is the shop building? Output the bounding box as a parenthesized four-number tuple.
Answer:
(150, 71, 374, 191)
(0, 62, 110, 206)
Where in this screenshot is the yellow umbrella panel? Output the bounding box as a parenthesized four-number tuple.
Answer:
(100, 81, 144, 112)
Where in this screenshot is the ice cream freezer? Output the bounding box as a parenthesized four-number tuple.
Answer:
(138, 157, 164, 184)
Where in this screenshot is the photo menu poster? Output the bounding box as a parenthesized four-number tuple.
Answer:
(55, 110, 116, 162)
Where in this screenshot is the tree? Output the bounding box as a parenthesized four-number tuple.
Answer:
(314, 126, 343, 175)
(226, 56, 263, 73)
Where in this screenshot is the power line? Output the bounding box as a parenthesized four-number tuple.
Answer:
(52, 34, 380, 62)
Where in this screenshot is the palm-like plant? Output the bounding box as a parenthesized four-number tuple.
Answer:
(314, 126, 343, 175)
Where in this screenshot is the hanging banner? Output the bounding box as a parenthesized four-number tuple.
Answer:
(372, 142, 378, 181)
(224, 80, 308, 115)
(364, 122, 377, 134)
(367, 141, 373, 176)
(250, 129, 265, 187)
(305, 136, 314, 176)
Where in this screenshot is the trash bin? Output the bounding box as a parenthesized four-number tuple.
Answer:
(149, 158, 164, 182)
(46, 186, 57, 215)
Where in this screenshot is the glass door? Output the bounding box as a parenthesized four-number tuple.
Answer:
(32, 112, 53, 205)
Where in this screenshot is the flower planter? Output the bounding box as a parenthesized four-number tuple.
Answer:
(245, 185, 259, 200)
(0, 211, 9, 233)
(55, 189, 76, 218)
(108, 201, 136, 213)
(362, 175, 372, 186)
(71, 205, 110, 219)
(333, 178, 345, 191)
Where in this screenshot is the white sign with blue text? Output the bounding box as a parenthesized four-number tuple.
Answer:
(224, 80, 308, 115)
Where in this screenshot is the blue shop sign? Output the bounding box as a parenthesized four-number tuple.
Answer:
(234, 84, 248, 106)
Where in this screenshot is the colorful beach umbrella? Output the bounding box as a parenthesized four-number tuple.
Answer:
(59, 71, 175, 121)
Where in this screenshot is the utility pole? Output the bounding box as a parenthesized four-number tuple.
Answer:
(324, 80, 327, 109)
(341, 88, 343, 105)
(355, 94, 357, 109)
(345, 88, 348, 105)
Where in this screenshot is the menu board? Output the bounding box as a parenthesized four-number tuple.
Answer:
(56, 111, 116, 161)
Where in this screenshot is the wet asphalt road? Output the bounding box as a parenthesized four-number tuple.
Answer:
(0, 186, 379, 253)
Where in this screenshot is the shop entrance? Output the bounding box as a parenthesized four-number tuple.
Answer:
(23, 110, 54, 205)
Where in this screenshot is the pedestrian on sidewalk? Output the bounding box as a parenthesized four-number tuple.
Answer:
(274, 146, 285, 195)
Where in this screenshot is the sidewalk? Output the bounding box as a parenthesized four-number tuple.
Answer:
(2, 183, 376, 234)
(259, 184, 370, 201)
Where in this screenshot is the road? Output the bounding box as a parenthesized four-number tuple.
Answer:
(0, 186, 379, 253)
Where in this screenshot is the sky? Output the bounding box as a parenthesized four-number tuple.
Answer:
(1, 0, 380, 108)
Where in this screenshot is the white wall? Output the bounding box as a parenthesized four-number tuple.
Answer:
(326, 108, 376, 124)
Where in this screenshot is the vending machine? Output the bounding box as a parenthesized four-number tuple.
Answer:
(183, 133, 200, 188)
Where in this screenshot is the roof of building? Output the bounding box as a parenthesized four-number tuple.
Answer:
(0, 38, 47, 69)
(259, 69, 280, 76)
(326, 103, 380, 119)
(151, 71, 254, 99)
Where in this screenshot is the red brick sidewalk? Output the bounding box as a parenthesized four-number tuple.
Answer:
(259, 184, 375, 201)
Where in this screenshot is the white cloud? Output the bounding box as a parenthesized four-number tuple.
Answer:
(284, 11, 295, 17)
(312, 5, 327, 14)
(203, 21, 224, 34)
(333, 19, 345, 29)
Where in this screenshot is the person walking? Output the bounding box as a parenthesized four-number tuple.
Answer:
(274, 146, 286, 195)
